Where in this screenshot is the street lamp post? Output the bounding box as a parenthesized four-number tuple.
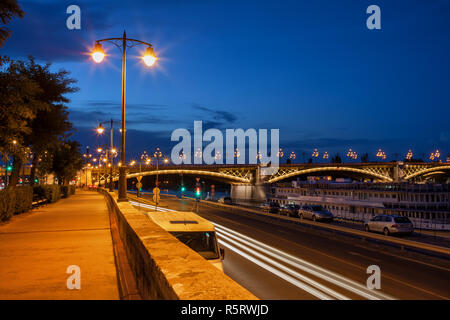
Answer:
(97, 119, 118, 192)
(137, 151, 148, 197)
(154, 148, 162, 188)
(91, 31, 157, 202)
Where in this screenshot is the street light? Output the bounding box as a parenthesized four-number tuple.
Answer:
(96, 124, 105, 134)
(154, 148, 163, 187)
(406, 149, 413, 161)
(91, 31, 157, 202)
(376, 148, 386, 160)
(143, 46, 157, 67)
(97, 119, 118, 192)
(289, 151, 296, 163)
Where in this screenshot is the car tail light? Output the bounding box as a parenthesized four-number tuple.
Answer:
(392, 224, 398, 228)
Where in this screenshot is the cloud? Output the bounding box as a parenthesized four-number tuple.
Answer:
(191, 103, 238, 124)
(84, 100, 166, 110)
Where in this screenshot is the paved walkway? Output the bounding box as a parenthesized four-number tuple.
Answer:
(0, 190, 119, 299)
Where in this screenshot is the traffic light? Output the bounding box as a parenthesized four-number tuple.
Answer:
(34, 178, 38, 183)
(6, 165, 12, 172)
(181, 185, 186, 192)
(195, 186, 201, 197)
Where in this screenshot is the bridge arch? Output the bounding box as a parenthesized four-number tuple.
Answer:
(404, 166, 450, 181)
(115, 169, 251, 184)
(268, 166, 393, 183)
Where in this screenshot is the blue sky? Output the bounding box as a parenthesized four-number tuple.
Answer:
(3, 0, 450, 162)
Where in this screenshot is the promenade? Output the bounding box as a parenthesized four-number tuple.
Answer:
(0, 190, 119, 299)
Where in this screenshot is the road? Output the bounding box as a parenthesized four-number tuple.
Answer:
(130, 195, 450, 300)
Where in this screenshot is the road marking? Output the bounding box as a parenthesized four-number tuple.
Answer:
(348, 251, 381, 263)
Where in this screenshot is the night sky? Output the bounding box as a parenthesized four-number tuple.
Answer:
(3, 0, 450, 162)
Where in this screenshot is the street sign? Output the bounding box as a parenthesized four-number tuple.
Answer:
(153, 194, 160, 203)
(153, 187, 160, 195)
(137, 176, 143, 182)
(136, 182, 142, 189)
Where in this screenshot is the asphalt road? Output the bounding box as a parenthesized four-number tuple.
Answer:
(131, 196, 450, 300)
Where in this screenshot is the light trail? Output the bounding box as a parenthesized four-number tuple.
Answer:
(214, 223, 395, 300)
(130, 199, 395, 300)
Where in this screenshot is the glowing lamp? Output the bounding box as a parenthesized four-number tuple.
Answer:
(142, 46, 157, 67)
(92, 43, 105, 63)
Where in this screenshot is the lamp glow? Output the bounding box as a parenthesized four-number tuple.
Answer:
(142, 46, 157, 67)
(92, 43, 105, 63)
(97, 124, 104, 134)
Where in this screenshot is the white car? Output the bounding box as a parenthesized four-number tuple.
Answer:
(365, 215, 414, 236)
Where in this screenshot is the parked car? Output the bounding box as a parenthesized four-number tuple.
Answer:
(298, 205, 333, 222)
(364, 214, 414, 236)
(280, 204, 301, 217)
(218, 197, 233, 205)
(268, 201, 280, 214)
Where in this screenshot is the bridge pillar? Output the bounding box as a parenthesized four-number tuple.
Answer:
(392, 163, 404, 182)
(230, 165, 270, 205)
(230, 183, 269, 205)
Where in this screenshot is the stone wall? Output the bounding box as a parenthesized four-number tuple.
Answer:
(100, 189, 257, 300)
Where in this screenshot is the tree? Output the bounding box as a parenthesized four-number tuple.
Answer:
(361, 153, 369, 163)
(17, 57, 77, 187)
(0, 56, 78, 188)
(331, 153, 342, 163)
(51, 140, 83, 185)
(0, 0, 24, 47)
(0, 56, 44, 184)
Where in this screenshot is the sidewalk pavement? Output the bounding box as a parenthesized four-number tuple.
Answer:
(0, 190, 119, 299)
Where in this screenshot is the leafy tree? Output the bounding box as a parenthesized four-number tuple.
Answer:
(0, 56, 44, 182)
(0, 0, 24, 47)
(0, 56, 78, 188)
(51, 140, 83, 185)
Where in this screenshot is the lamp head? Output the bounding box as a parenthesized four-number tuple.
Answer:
(97, 124, 104, 134)
(143, 46, 157, 67)
(92, 42, 105, 63)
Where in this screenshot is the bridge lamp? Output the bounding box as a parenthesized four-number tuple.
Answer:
(142, 46, 157, 67)
(406, 149, 413, 160)
(91, 42, 105, 63)
(277, 148, 284, 158)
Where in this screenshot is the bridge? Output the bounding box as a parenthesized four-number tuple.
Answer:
(85, 162, 450, 204)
